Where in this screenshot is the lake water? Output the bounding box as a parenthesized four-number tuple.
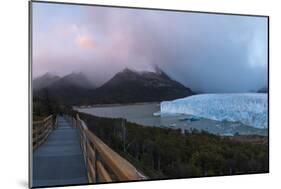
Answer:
(76, 103, 267, 136)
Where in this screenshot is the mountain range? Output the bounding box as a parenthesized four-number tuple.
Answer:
(33, 68, 193, 105)
(33, 72, 60, 90)
(257, 86, 268, 93)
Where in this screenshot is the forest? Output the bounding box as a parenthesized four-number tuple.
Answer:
(78, 112, 269, 179)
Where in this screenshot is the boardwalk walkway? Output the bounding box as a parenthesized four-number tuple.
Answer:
(33, 116, 88, 187)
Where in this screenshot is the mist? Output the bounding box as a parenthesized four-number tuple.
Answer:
(32, 3, 268, 93)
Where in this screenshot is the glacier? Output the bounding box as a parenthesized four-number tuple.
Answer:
(160, 93, 268, 129)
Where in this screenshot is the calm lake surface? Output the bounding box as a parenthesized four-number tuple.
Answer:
(76, 103, 267, 136)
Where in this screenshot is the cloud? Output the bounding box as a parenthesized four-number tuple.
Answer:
(33, 4, 268, 92)
(76, 34, 95, 50)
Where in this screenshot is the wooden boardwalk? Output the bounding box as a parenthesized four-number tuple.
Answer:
(32, 116, 88, 187)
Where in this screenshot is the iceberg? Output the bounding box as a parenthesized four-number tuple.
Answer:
(160, 93, 268, 129)
(153, 111, 161, 116)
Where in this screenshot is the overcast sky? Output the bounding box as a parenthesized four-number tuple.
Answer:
(32, 2, 268, 93)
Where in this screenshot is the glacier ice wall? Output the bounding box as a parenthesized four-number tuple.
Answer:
(160, 93, 268, 128)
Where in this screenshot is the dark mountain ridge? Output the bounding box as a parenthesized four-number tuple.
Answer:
(33, 72, 95, 104)
(91, 68, 192, 104)
(33, 72, 60, 91)
(50, 72, 95, 89)
(33, 68, 193, 105)
(257, 86, 268, 93)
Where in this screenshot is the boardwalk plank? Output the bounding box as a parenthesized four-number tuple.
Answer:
(33, 116, 88, 187)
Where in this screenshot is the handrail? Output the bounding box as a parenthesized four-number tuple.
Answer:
(33, 115, 56, 150)
(75, 114, 146, 183)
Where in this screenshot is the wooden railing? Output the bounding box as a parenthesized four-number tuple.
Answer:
(75, 114, 146, 183)
(33, 115, 57, 150)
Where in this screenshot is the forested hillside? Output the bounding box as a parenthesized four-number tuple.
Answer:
(79, 112, 268, 179)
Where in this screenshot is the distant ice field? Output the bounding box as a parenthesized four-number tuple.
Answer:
(160, 93, 268, 129)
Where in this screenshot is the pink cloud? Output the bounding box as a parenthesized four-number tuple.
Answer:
(76, 34, 95, 50)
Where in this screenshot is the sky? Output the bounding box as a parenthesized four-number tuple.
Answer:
(32, 2, 268, 93)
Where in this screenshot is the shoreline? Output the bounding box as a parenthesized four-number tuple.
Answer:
(74, 101, 268, 137)
(73, 101, 160, 109)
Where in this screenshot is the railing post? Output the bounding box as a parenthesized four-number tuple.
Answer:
(94, 147, 99, 182)
(54, 115, 57, 129)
